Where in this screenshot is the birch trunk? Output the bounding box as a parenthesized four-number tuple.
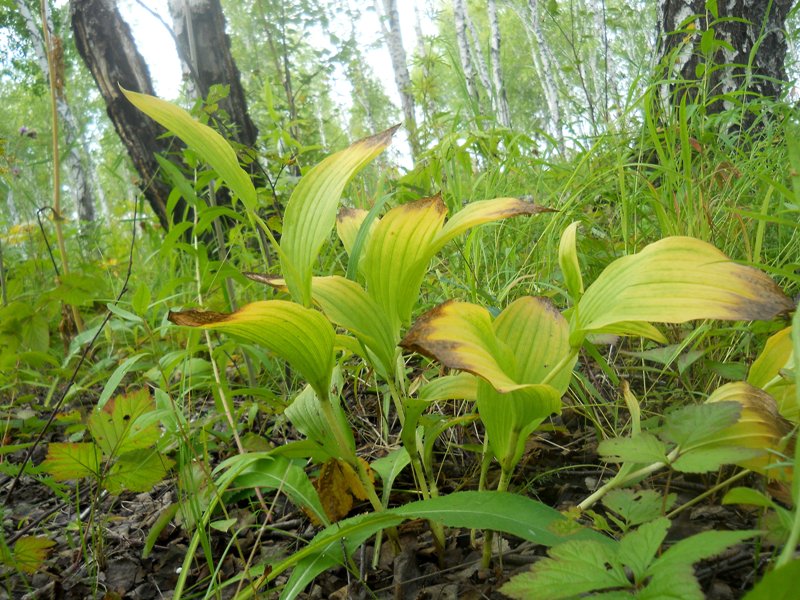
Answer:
(527, 0, 564, 153)
(375, 0, 420, 162)
(71, 0, 187, 229)
(453, 0, 479, 105)
(17, 0, 100, 225)
(487, 0, 511, 127)
(656, 0, 792, 125)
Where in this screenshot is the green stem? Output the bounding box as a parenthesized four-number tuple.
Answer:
(481, 433, 518, 569)
(578, 447, 681, 512)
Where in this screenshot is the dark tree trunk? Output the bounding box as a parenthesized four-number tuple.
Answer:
(70, 0, 186, 230)
(656, 0, 793, 119)
(168, 0, 259, 148)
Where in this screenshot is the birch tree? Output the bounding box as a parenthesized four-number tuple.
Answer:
(375, 0, 421, 161)
(453, 0, 478, 105)
(526, 0, 564, 153)
(656, 0, 792, 126)
(16, 0, 101, 225)
(487, 0, 510, 127)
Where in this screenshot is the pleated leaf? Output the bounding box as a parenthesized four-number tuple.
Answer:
(704, 381, 794, 479)
(558, 221, 584, 300)
(168, 301, 335, 399)
(401, 300, 519, 391)
(363, 196, 446, 328)
(280, 126, 397, 306)
(748, 327, 797, 422)
(573, 237, 793, 344)
(121, 87, 256, 210)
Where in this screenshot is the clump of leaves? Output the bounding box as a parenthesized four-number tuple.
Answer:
(501, 517, 756, 599)
(42, 389, 173, 494)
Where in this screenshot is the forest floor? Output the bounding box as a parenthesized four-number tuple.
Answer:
(0, 389, 771, 600)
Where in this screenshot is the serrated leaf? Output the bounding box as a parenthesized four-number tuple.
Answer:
(598, 432, 668, 464)
(12, 536, 55, 574)
(661, 401, 741, 448)
(89, 389, 161, 456)
(280, 127, 397, 306)
(672, 446, 761, 473)
(573, 237, 793, 344)
(603, 489, 676, 527)
(617, 517, 670, 581)
(104, 449, 173, 494)
(558, 221, 584, 300)
(121, 87, 256, 210)
(42, 442, 100, 481)
(651, 528, 756, 571)
(501, 539, 627, 599)
(169, 301, 335, 399)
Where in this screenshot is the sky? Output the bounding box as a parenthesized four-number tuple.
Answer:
(118, 0, 434, 109)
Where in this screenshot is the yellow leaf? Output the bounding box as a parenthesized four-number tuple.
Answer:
(313, 458, 372, 523)
(12, 536, 55, 574)
(748, 327, 797, 422)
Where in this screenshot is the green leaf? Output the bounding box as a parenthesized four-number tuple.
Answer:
(722, 486, 778, 510)
(617, 517, 670, 582)
(89, 389, 161, 457)
(603, 489, 677, 528)
(274, 491, 608, 600)
(748, 326, 796, 421)
(121, 87, 256, 210)
(573, 237, 793, 344)
(598, 432, 668, 464)
(744, 559, 800, 600)
(97, 353, 149, 410)
(104, 449, 173, 494)
(284, 386, 355, 459)
(168, 301, 335, 400)
(280, 127, 397, 306)
(672, 446, 761, 473)
(42, 442, 100, 481)
(650, 528, 756, 571)
(558, 221, 584, 300)
(661, 401, 741, 449)
(215, 454, 329, 526)
(11, 536, 55, 574)
(501, 539, 627, 599)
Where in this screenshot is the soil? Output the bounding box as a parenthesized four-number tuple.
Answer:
(0, 392, 774, 600)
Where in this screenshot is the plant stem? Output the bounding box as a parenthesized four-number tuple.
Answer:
(578, 447, 681, 512)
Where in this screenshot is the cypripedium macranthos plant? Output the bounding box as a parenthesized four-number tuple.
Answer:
(748, 326, 797, 423)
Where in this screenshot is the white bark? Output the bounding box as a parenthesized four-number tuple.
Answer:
(487, 0, 511, 127)
(465, 10, 492, 99)
(527, 0, 564, 153)
(375, 0, 420, 161)
(453, 0, 478, 104)
(17, 0, 100, 224)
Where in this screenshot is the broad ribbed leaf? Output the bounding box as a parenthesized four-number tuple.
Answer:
(364, 196, 446, 328)
(748, 327, 796, 422)
(281, 127, 397, 306)
(400, 300, 519, 391)
(429, 197, 553, 255)
(272, 491, 607, 600)
(335, 207, 370, 255)
(284, 385, 355, 459)
(121, 88, 256, 210)
(558, 221, 584, 300)
(704, 381, 793, 478)
(574, 237, 793, 344)
(494, 297, 575, 393)
(306, 276, 397, 378)
(168, 301, 335, 399)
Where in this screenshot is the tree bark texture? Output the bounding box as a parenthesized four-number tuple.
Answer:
(656, 0, 793, 116)
(488, 0, 511, 127)
(527, 0, 564, 153)
(168, 0, 258, 148)
(453, 0, 479, 105)
(18, 0, 99, 224)
(70, 0, 186, 230)
(377, 0, 421, 161)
